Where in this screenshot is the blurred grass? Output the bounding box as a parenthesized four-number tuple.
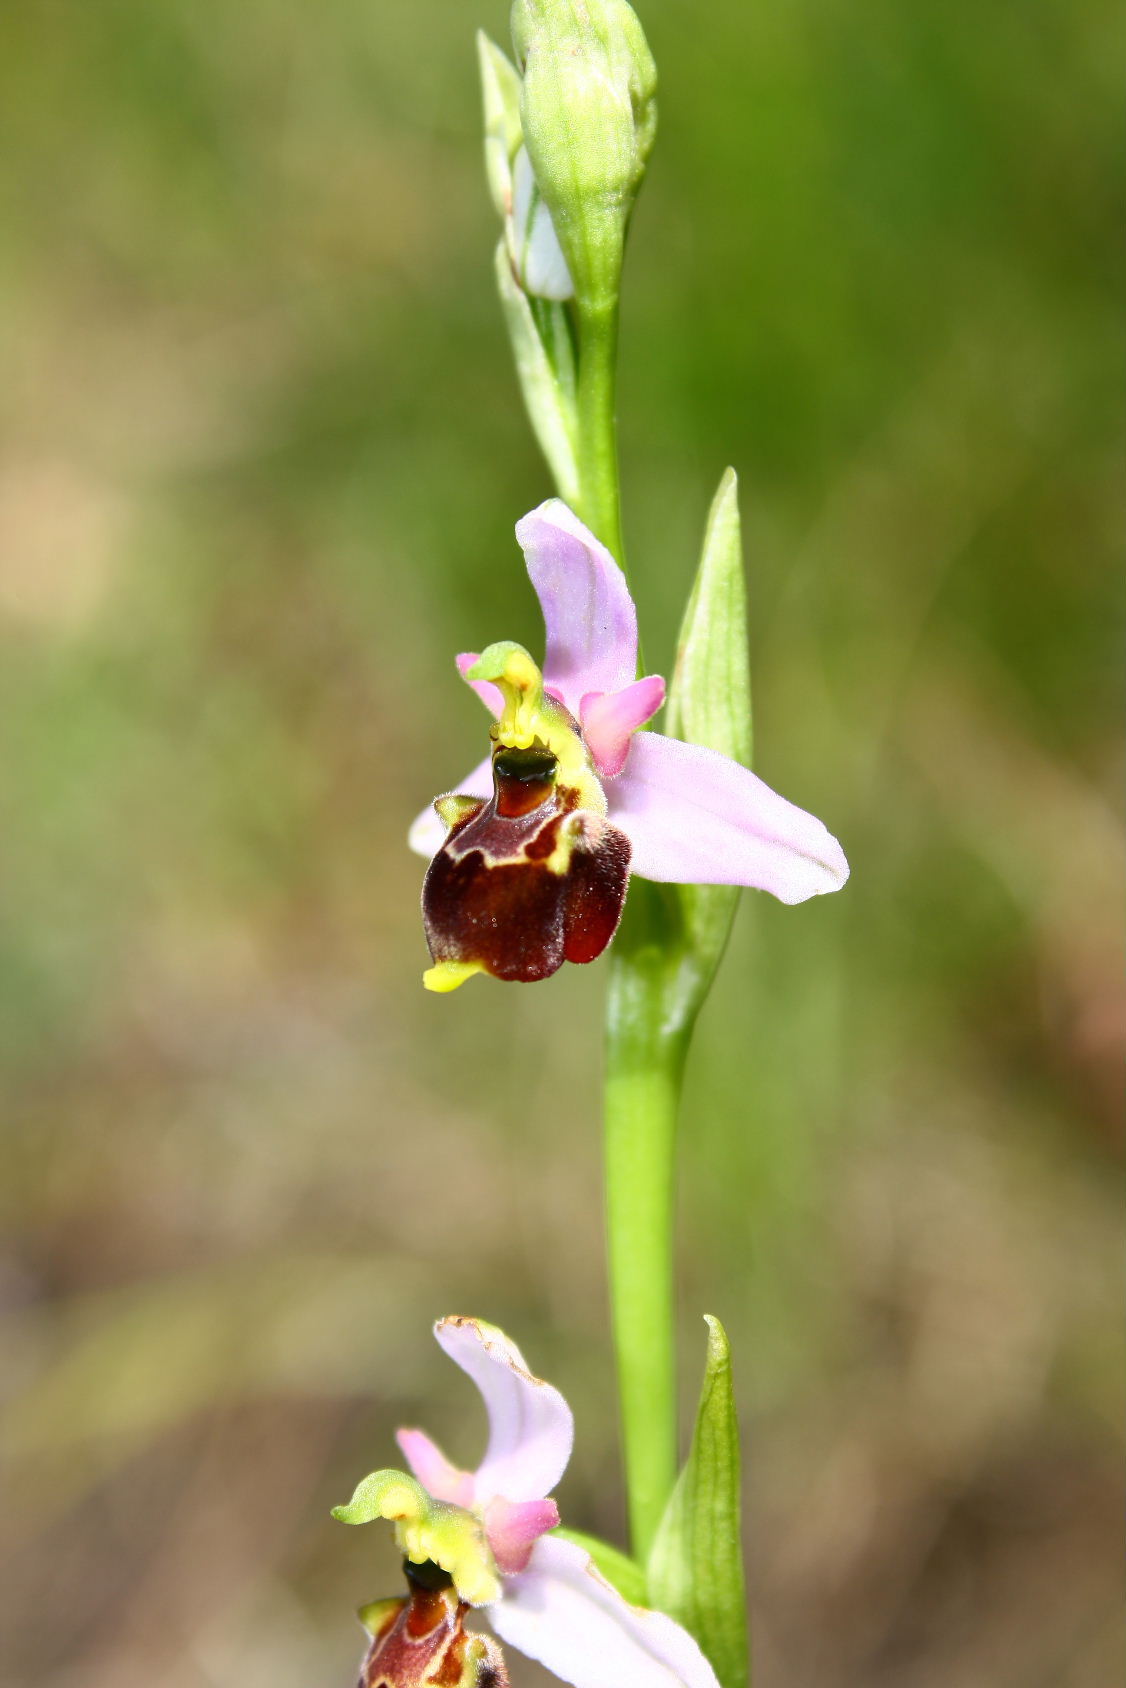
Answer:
(0, 1, 1121, 1685)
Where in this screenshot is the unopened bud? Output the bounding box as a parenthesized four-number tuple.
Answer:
(510, 0, 657, 311)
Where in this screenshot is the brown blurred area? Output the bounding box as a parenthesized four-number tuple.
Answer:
(0, 1, 1121, 1685)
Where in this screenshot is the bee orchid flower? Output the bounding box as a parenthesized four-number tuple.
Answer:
(412, 500, 849, 990)
(334, 1317, 721, 1688)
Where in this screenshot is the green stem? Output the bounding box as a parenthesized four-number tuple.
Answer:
(604, 879, 720, 1562)
(604, 896, 692, 1560)
(571, 292, 687, 1564)
(569, 285, 697, 1564)
(573, 299, 625, 568)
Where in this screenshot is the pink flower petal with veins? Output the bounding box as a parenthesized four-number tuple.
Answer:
(516, 500, 637, 707)
(434, 1317, 573, 1505)
(608, 732, 849, 902)
(395, 1428, 476, 1510)
(489, 1534, 721, 1688)
(483, 1495, 560, 1574)
(580, 676, 666, 777)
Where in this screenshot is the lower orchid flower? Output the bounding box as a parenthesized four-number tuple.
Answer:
(333, 1316, 722, 1688)
(411, 500, 849, 990)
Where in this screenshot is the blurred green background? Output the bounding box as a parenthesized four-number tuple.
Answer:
(0, 1, 1121, 1684)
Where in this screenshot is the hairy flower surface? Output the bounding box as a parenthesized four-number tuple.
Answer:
(335, 1317, 721, 1688)
(412, 501, 848, 989)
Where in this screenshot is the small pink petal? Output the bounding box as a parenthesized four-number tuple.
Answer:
(488, 1535, 721, 1688)
(483, 1495, 560, 1574)
(434, 1317, 573, 1504)
(516, 501, 637, 711)
(395, 1428, 477, 1509)
(580, 676, 666, 778)
(457, 652, 504, 717)
(608, 732, 849, 903)
(407, 755, 494, 858)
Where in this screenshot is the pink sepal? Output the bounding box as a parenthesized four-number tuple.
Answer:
(516, 501, 637, 708)
(489, 1534, 722, 1687)
(434, 1317, 573, 1505)
(395, 1428, 476, 1509)
(608, 731, 849, 902)
(457, 652, 504, 717)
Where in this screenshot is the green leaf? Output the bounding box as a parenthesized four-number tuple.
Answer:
(478, 32, 524, 220)
(665, 469, 752, 766)
(552, 1527, 649, 1604)
(648, 1316, 749, 1688)
(664, 469, 752, 979)
(493, 239, 581, 507)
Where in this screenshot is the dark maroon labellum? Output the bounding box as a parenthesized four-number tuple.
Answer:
(423, 749, 631, 984)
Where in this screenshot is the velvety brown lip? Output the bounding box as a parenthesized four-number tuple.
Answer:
(423, 780, 631, 984)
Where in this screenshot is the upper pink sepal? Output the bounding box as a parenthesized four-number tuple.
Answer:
(609, 732, 849, 902)
(434, 1317, 574, 1504)
(395, 1428, 476, 1510)
(456, 652, 504, 717)
(516, 500, 637, 707)
(488, 1534, 722, 1688)
(483, 1495, 560, 1574)
(579, 676, 666, 777)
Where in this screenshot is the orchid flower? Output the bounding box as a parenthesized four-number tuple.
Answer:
(411, 500, 849, 990)
(334, 1316, 722, 1688)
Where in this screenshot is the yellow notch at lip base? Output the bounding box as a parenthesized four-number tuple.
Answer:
(423, 959, 485, 993)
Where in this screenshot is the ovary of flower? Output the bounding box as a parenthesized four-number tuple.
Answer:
(411, 499, 850, 908)
(335, 1317, 722, 1688)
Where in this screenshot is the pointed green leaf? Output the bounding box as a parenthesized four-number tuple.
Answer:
(664, 469, 752, 978)
(552, 1527, 649, 1604)
(666, 467, 751, 764)
(478, 32, 524, 219)
(648, 1316, 749, 1688)
(493, 239, 581, 506)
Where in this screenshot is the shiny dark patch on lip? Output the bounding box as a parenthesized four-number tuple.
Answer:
(493, 745, 557, 782)
(404, 1559, 454, 1593)
(493, 744, 558, 819)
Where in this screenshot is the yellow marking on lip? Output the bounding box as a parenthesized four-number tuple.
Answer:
(423, 959, 485, 994)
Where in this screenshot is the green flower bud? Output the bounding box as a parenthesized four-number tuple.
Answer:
(510, 0, 657, 312)
(477, 31, 523, 222)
